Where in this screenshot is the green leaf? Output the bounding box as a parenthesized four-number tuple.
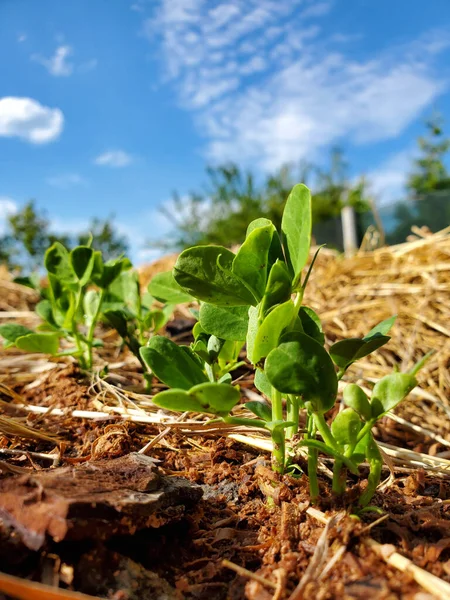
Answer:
(254, 369, 272, 399)
(207, 335, 225, 361)
(46, 275, 70, 328)
(299, 306, 324, 345)
(140, 336, 208, 390)
(245, 400, 271, 421)
(252, 299, 296, 363)
(246, 218, 284, 268)
(281, 184, 312, 285)
(353, 431, 381, 465)
(44, 242, 77, 286)
(364, 316, 397, 340)
(199, 304, 249, 342)
(370, 373, 417, 418)
(35, 300, 59, 330)
(218, 339, 243, 364)
(15, 332, 60, 355)
(107, 270, 141, 317)
(330, 316, 397, 371)
(265, 332, 338, 413)
(148, 271, 194, 304)
(260, 260, 292, 316)
(331, 408, 362, 448)
(152, 382, 240, 416)
(103, 309, 129, 338)
(92, 254, 131, 289)
(343, 384, 372, 421)
(13, 273, 41, 291)
(143, 306, 173, 332)
(173, 246, 256, 306)
(69, 246, 95, 286)
(193, 321, 206, 340)
(232, 223, 274, 301)
(0, 323, 34, 347)
(330, 335, 391, 370)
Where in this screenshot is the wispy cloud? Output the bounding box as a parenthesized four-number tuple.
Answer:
(17, 33, 27, 43)
(144, 1, 449, 170)
(46, 173, 88, 188)
(94, 150, 134, 168)
(32, 43, 98, 77)
(0, 97, 64, 144)
(0, 197, 18, 235)
(32, 45, 74, 76)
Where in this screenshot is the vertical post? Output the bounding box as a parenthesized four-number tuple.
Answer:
(341, 205, 358, 257)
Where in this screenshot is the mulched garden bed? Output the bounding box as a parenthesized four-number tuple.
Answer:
(0, 357, 449, 600)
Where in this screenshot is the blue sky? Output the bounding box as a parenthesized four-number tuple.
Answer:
(0, 0, 450, 263)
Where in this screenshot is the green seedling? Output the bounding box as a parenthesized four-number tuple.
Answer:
(143, 183, 432, 506)
(0, 241, 132, 369)
(101, 269, 191, 384)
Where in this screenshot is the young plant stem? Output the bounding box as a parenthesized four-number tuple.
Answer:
(356, 419, 375, 443)
(336, 368, 346, 380)
(313, 412, 340, 452)
(271, 387, 285, 473)
(71, 288, 87, 370)
(306, 414, 319, 502)
(358, 457, 382, 507)
(332, 459, 346, 495)
(86, 289, 106, 369)
(286, 394, 299, 439)
(223, 416, 267, 429)
(271, 387, 283, 422)
(288, 290, 304, 330)
(299, 439, 359, 475)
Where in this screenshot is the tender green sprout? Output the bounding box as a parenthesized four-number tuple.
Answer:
(145, 181, 431, 506)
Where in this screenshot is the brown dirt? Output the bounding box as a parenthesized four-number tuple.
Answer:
(0, 367, 449, 599)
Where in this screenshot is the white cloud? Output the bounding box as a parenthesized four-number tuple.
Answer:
(46, 173, 88, 188)
(144, 2, 449, 170)
(94, 150, 133, 168)
(32, 45, 74, 76)
(0, 97, 64, 144)
(0, 197, 18, 235)
(17, 33, 27, 43)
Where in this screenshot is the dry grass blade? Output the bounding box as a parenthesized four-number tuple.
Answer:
(307, 507, 450, 600)
(0, 415, 60, 444)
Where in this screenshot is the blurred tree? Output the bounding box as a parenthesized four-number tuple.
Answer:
(7, 201, 54, 269)
(407, 114, 450, 196)
(389, 114, 450, 243)
(0, 202, 129, 272)
(153, 149, 371, 251)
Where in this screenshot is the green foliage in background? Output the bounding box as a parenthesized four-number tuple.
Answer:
(388, 114, 450, 242)
(152, 148, 371, 251)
